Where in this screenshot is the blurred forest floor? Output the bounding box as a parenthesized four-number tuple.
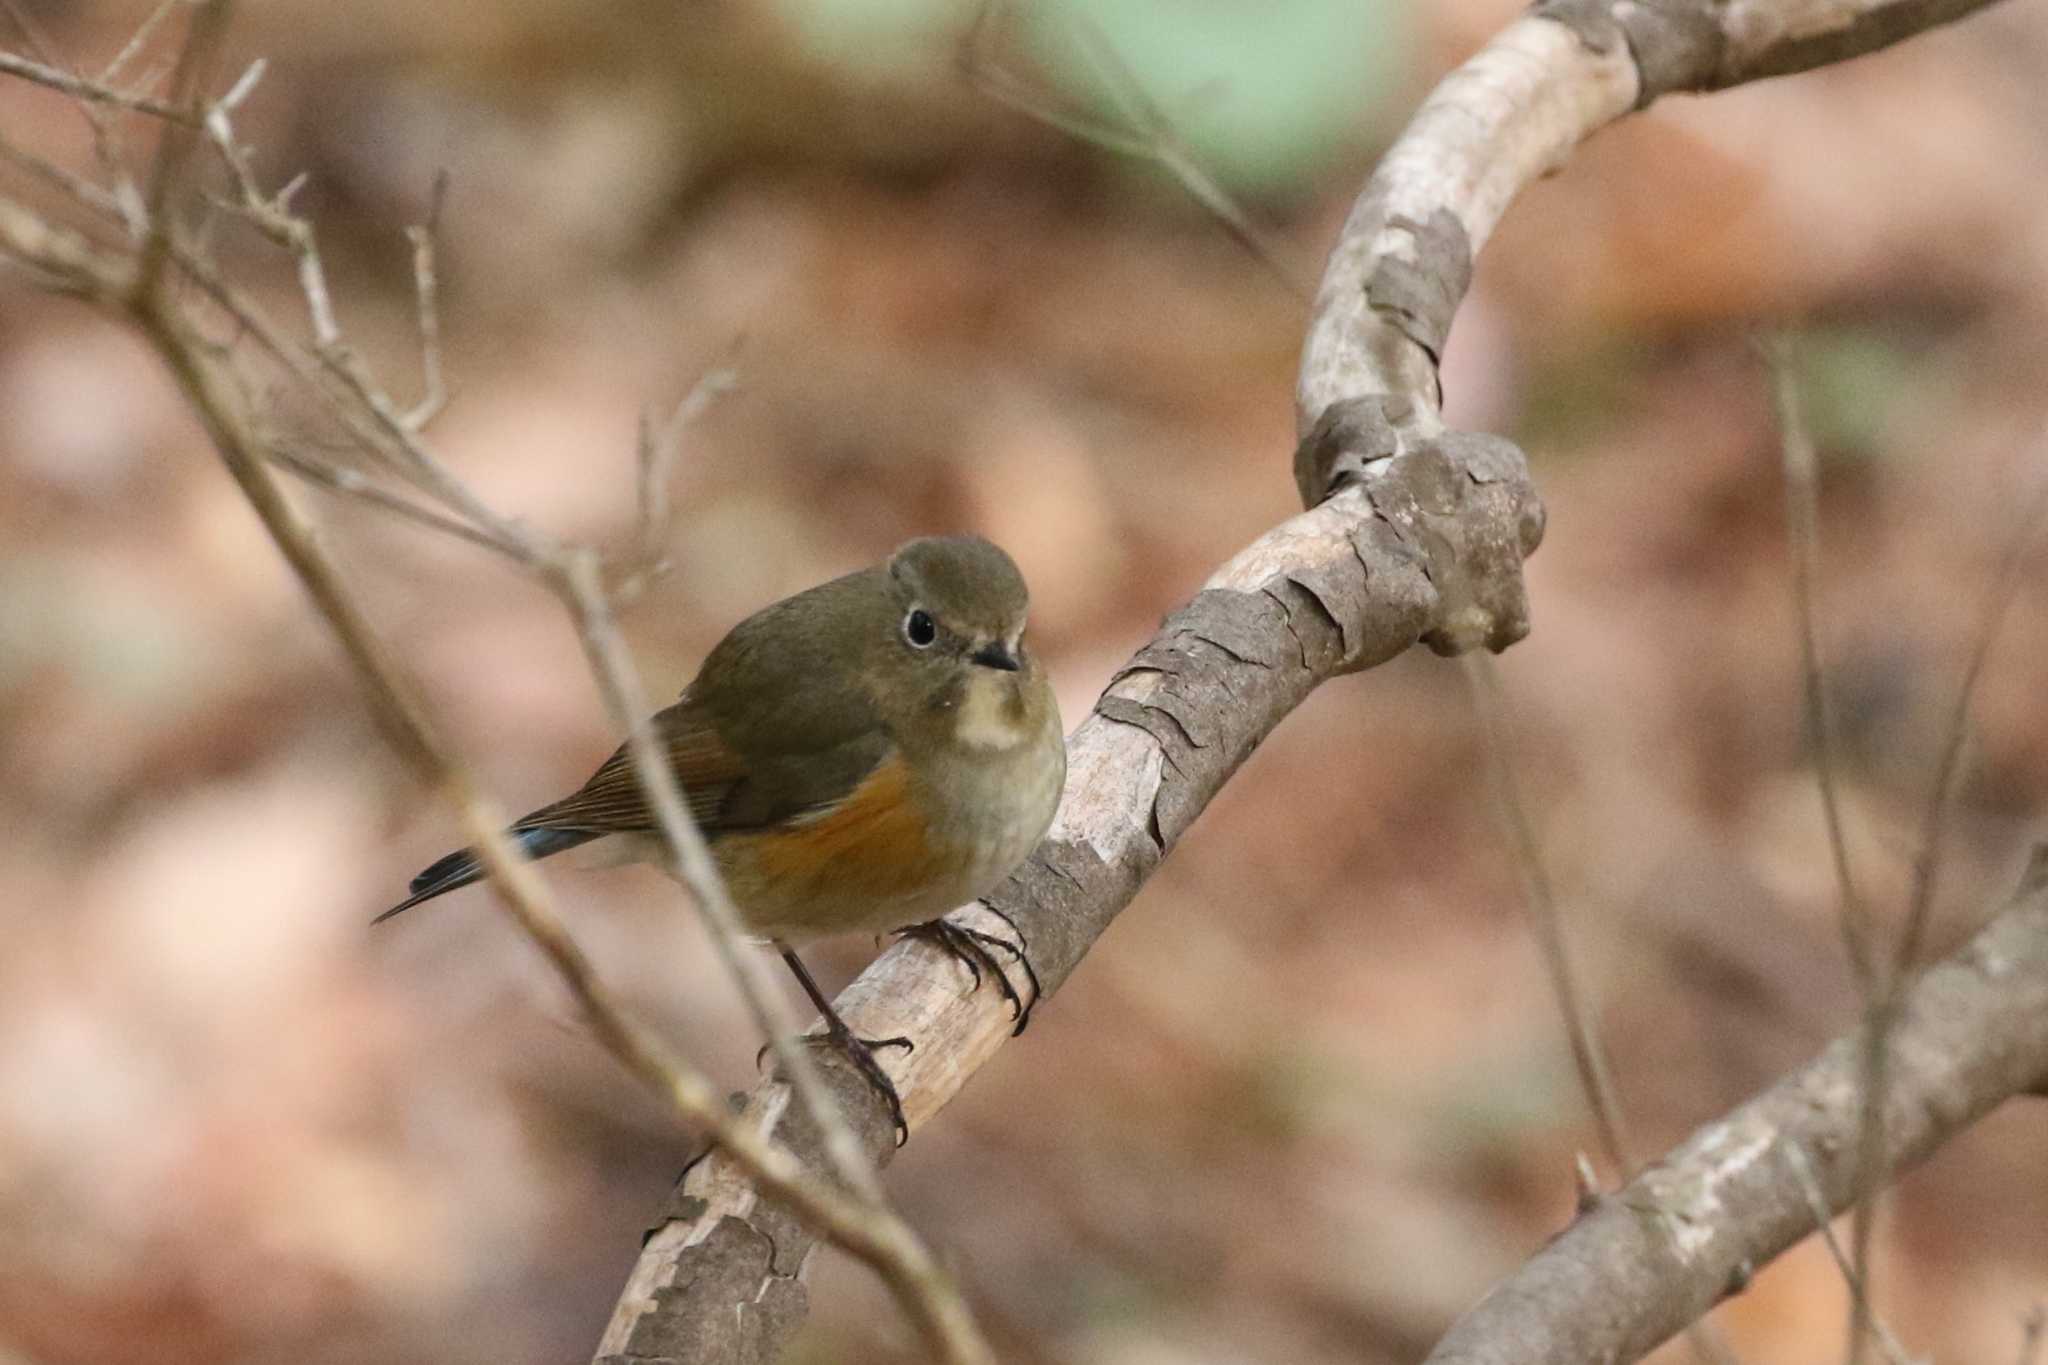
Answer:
(3, 1, 2048, 1362)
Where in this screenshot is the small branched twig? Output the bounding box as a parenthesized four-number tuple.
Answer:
(203, 59, 342, 343)
(262, 438, 516, 556)
(1, 0, 155, 233)
(0, 122, 128, 220)
(175, 0, 913, 1295)
(0, 44, 191, 122)
(135, 285, 987, 1365)
(617, 354, 739, 602)
(0, 6, 994, 1360)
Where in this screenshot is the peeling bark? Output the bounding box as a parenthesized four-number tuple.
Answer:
(598, 453, 1536, 1362)
(596, 0, 2018, 1352)
(1423, 853, 2048, 1365)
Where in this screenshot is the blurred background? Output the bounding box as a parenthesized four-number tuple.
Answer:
(3, 0, 2048, 1361)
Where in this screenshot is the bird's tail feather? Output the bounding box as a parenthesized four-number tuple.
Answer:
(373, 826, 600, 923)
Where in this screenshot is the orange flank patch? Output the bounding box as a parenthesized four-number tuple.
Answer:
(743, 753, 948, 902)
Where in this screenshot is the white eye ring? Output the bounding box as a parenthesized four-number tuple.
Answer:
(903, 608, 937, 648)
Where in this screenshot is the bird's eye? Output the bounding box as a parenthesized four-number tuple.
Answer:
(904, 608, 937, 648)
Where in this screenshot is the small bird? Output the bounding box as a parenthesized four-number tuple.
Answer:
(380, 535, 1064, 1137)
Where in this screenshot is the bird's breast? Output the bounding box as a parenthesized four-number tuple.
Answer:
(713, 721, 1063, 944)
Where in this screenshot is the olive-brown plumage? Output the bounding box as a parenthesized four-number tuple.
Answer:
(380, 536, 1065, 1136)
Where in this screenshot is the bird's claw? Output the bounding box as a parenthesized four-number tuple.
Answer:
(897, 913, 1043, 1035)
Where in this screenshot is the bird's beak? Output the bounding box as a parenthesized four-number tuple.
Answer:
(971, 641, 1021, 672)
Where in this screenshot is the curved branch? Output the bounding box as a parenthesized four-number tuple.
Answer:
(597, 451, 1542, 1361)
(601, 0, 2016, 1355)
(1424, 851, 2048, 1365)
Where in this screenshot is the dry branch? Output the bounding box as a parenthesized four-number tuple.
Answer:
(4, 0, 2029, 1354)
(1421, 850, 2048, 1365)
(1, 7, 990, 1357)
(603, 0, 2018, 1355)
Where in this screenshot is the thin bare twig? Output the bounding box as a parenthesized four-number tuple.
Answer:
(551, 549, 895, 1211)
(163, 234, 518, 526)
(1465, 652, 1747, 1365)
(1846, 1002, 1896, 1365)
(1465, 653, 1633, 1170)
(0, 190, 138, 295)
(171, 307, 982, 1365)
(0, 123, 127, 220)
(133, 0, 228, 294)
(192, 81, 562, 553)
(202, 58, 347, 347)
(0, 45, 193, 121)
(1, 6, 154, 233)
(1766, 340, 1894, 1365)
(134, 287, 989, 1365)
(190, 164, 891, 1214)
(1850, 429, 2048, 1365)
(1765, 337, 1877, 992)
(1896, 438, 2048, 975)
(265, 439, 521, 559)
(1780, 1142, 1921, 1365)
(97, 0, 184, 86)
(961, 0, 1312, 300)
(3, 5, 993, 1354)
(400, 171, 449, 430)
(961, 2, 1150, 155)
(175, 29, 918, 1297)
(618, 356, 738, 600)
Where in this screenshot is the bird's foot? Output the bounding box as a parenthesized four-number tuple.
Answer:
(898, 912, 1042, 1035)
(763, 1026, 914, 1145)
(820, 1023, 913, 1145)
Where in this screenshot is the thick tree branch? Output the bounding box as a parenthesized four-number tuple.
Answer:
(598, 453, 1538, 1361)
(606, 0, 2019, 1354)
(1422, 850, 2048, 1365)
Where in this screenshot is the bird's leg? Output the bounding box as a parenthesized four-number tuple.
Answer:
(896, 911, 1042, 1035)
(778, 947, 912, 1145)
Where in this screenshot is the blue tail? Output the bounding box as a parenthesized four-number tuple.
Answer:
(373, 826, 599, 923)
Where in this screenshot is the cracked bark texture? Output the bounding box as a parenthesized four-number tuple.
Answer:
(1422, 851, 2048, 1365)
(597, 0, 2017, 1353)
(598, 450, 1542, 1365)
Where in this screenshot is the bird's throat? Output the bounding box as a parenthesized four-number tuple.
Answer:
(953, 671, 1027, 751)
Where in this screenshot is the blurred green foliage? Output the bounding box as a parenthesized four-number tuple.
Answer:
(781, 0, 1416, 194)
(1793, 324, 1943, 463)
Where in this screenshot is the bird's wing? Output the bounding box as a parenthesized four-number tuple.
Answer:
(511, 690, 893, 839)
(380, 574, 892, 921)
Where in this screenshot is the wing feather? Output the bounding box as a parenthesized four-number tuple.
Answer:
(511, 688, 893, 839)
(512, 699, 749, 835)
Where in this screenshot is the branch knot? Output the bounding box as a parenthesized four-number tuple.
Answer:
(1295, 397, 1543, 655)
